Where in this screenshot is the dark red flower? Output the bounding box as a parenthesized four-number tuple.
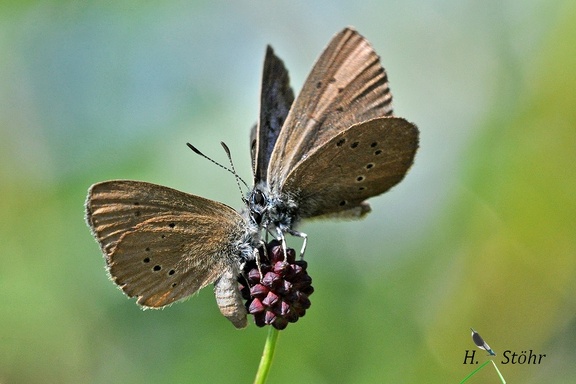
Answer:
(239, 240, 314, 330)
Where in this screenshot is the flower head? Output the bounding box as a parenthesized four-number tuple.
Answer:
(239, 240, 314, 330)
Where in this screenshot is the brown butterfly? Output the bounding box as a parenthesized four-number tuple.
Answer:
(249, 27, 419, 255)
(85, 180, 257, 328)
(85, 27, 418, 328)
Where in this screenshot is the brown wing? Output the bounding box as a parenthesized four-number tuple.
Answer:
(253, 46, 295, 183)
(85, 180, 239, 256)
(109, 214, 241, 308)
(85, 180, 246, 308)
(281, 117, 418, 219)
(267, 27, 394, 188)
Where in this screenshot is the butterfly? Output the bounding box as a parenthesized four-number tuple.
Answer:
(85, 180, 258, 328)
(249, 27, 419, 255)
(85, 27, 418, 329)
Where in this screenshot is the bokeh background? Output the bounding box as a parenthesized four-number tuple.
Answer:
(1, 1, 575, 383)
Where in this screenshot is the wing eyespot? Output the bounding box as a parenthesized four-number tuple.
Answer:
(143, 257, 150, 263)
(350, 141, 359, 149)
(336, 138, 346, 147)
(366, 163, 374, 169)
(356, 176, 365, 182)
(370, 142, 378, 147)
(133, 202, 141, 216)
(374, 149, 383, 155)
(339, 200, 347, 206)
(153, 265, 162, 272)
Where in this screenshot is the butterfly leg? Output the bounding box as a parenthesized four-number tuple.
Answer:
(275, 228, 308, 260)
(288, 229, 307, 259)
(275, 227, 289, 260)
(254, 240, 268, 279)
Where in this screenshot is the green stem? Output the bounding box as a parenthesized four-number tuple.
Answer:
(459, 359, 506, 384)
(459, 359, 490, 384)
(253, 327, 280, 384)
(491, 360, 506, 384)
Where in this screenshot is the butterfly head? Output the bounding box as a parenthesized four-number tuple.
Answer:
(248, 183, 268, 226)
(248, 182, 301, 233)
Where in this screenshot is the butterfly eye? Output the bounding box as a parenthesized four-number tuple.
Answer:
(252, 189, 268, 210)
(255, 191, 265, 205)
(252, 211, 263, 225)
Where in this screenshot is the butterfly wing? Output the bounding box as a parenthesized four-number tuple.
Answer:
(252, 46, 295, 183)
(85, 180, 246, 310)
(267, 27, 394, 188)
(85, 180, 239, 255)
(107, 214, 236, 307)
(281, 117, 418, 219)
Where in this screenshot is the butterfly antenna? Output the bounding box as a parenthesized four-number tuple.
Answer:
(186, 142, 250, 203)
(220, 142, 250, 200)
(186, 142, 240, 181)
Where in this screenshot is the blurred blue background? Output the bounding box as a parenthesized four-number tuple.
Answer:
(1, 1, 575, 382)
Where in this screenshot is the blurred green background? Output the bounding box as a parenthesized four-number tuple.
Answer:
(1, 1, 575, 383)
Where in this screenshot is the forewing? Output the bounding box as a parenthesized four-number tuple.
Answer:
(282, 117, 418, 219)
(85, 180, 238, 256)
(268, 27, 393, 187)
(108, 214, 241, 308)
(253, 45, 295, 183)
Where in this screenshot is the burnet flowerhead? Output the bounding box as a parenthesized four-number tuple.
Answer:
(239, 240, 314, 330)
